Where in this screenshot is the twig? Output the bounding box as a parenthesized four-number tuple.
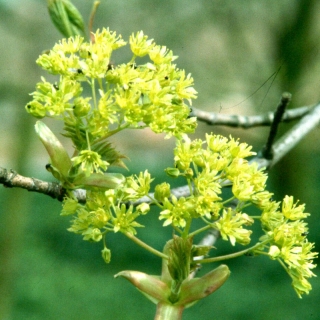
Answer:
(264, 100, 320, 169)
(0, 167, 86, 202)
(261, 92, 292, 159)
(190, 104, 312, 128)
(0, 167, 63, 199)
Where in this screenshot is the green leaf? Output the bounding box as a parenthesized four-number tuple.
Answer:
(72, 172, 125, 189)
(115, 271, 171, 304)
(47, 0, 85, 38)
(35, 121, 72, 180)
(177, 264, 230, 307)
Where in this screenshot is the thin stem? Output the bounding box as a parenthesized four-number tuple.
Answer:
(196, 240, 268, 264)
(124, 232, 168, 260)
(91, 79, 97, 109)
(147, 194, 163, 209)
(181, 219, 192, 238)
(189, 224, 211, 237)
(86, 130, 91, 150)
(93, 123, 131, 143)
(173, 226, 183, 235)
(89, 1, 100, 39)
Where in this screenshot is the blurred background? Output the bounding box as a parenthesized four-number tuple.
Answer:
(0, 0, 320, 319)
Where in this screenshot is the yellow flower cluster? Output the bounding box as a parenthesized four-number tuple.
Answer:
(159, 134, 266, 233)
(260, 196, 317, 297)
(62, 170, 152, 239)
(26, 29, 197, 143)
(26, 28, 317, 297)
(157, 134, 317, 296)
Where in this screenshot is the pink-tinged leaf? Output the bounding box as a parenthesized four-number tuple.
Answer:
(72, 172, 125, 189)
(35, 121, 72, 178)
(115, 271, 171, 304)
(177, 264, 230, 307)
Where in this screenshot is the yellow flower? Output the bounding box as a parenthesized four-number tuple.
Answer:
(130, 31, 154, 57)
(213, 208, 253, 246)
(149, 45, 178, 65)
(122, 170, 153, 201)
(112, 204, 144, 235)
(159, 196, 193, 228)
(282, 195, 309, 220)
(71, 150, 109, 174)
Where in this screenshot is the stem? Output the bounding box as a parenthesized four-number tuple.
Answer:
(86, 130, 91, 150)
(154, 303, 184, 320)
(93, 123, 131, 143)
(91, 79, 97, 109)
(147, 194, 163, 209)
(89, 1, 100, 38)
(181, 219, 192, 238)
(124, 232, 168, 260)
(196, 240, 268, 264)
(188, 224, 211, 237)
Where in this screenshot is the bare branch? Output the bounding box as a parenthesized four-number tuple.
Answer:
(266, 100, 320, 169)
(262, 92, 292, 159)
(0, 167, 63, 199)
(0, 167, 86, 202)
(191, 104, 312, 128)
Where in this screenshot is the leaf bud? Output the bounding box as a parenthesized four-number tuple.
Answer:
(47, 0, 85, 37)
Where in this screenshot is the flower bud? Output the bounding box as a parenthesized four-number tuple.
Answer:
(82, 227, 102, 242)
(268, 245, 280, 259)
(184, 168, 194, 179)
(137, 203, 150, 215)
(165, 167, 180, 178)
(25, 101, 46, 118)
(154, 183, 171, 202)
(73, 97, 91, 117)
(101, 246, 111, 264)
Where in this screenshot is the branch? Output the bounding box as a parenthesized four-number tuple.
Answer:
(261, 92, 292, 159)
(256, 100, 320, 170)
(0, 167, 86, 202)
(2, 102, 320, 202)
(191, 104, 312, 128)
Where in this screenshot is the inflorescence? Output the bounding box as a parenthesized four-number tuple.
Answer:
(26, 28, 317, 298)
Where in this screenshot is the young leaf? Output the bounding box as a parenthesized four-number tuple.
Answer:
(72, 172, 125, 190)
(35, 121, 72, 179)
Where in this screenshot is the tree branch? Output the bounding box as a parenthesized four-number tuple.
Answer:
(0, 167, 86, 202)
(2, 101, 320, 203)
(261, 92, 292, 159)
(191, 104, 312, 128)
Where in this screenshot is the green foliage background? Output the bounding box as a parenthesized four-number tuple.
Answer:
(0, 0, 319, 319)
